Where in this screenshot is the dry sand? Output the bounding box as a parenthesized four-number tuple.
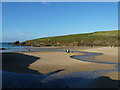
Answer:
(82, 47, 118, 56)
(18, 47, 117, 78)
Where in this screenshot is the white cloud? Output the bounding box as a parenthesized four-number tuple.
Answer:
(42, 2, 50, 5)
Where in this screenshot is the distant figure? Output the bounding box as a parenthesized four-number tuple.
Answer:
(28, 49, 31, 52)
(66, 50, 70, 53)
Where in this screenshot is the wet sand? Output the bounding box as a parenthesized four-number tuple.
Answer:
(2, 52, 40, 74)
(102, 71, 120, 80)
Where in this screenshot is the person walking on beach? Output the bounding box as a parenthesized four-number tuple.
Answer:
(66, 50, 70, 53)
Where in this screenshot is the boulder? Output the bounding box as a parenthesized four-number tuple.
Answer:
(0, 48, 6, 50)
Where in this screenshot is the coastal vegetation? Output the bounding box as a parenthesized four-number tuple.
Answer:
(12, 30, 120, 47)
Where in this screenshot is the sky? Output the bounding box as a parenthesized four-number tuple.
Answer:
(2, 2, 118, 42)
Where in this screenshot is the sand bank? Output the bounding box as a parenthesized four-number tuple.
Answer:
(19, 51, 115, 76)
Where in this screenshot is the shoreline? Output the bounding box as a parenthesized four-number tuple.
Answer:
(2, 47, 119, 80)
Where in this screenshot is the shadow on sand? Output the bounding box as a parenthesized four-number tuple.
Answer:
(47, 69, 65, 75)
(2, 71, 120, 88)
(2, 52, 40, 74)
(87, 76, 120, 88)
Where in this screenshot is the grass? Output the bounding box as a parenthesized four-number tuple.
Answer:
(17, 30, 119, 47)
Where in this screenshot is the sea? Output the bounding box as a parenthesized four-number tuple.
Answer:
(0, 42, 65, 52)
(0, 42, 30, 52)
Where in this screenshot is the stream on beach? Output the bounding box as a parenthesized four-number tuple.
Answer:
(1, 43, 119, 88)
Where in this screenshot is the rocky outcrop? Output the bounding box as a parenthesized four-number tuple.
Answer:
(12, 41, 20, 44)
(0, 48, 7, 50)
(10, 41, 20, 45)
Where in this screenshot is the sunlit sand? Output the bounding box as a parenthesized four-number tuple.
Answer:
(16, 47, 118, 80)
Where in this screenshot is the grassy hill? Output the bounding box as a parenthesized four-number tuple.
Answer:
(13, 30, 120, 47)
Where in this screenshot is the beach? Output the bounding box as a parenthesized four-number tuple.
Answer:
(2, 47, 119, 88)
(3, 47, 118, 77)
(26, 51, 115, 75)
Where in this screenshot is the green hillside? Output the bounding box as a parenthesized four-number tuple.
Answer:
(13, 30, 120, 47)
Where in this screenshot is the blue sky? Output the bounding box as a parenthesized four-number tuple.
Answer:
(2, 2, 118, 42)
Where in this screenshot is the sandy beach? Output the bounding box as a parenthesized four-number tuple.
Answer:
(2, 47, 119, 88)
(26, 52, 114, 74)
(16, 47, 118, 80)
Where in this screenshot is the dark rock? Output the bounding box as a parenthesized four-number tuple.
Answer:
(0, 48, 7, 50)
(13, 41, 20, 44)
(10, 41, 20, 45)
(45, 44, 52, 46)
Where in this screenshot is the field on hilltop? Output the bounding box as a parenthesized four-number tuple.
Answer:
(12, 30, 120, 47)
